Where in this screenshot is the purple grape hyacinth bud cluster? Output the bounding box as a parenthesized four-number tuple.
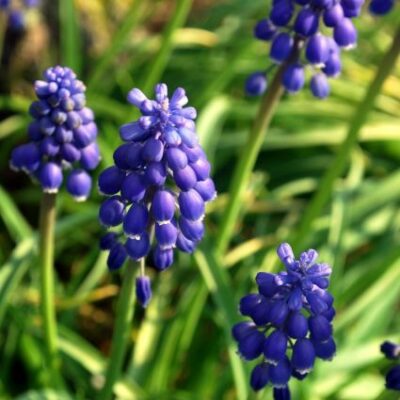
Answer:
(0, 0, 40, 31)
(246, 0, 366, 99)
(98, 83, 216, 307)
(232, 243, 336, 398)
(10, 66, 100, 201)
(369, 0, 396, 14)
(381, 341, 400, 391)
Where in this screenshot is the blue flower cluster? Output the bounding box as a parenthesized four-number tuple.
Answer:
(98, 83, 216, 307)
(381, 341, 400, 391)
(246, 0, 366, 99)
(232, 243, 336, 398)
(369, 0, 396, 14)
(10, 66, 100, 201)
(0, 0, 39, 31)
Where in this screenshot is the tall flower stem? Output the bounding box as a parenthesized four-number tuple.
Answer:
(39, 192, 59, 379)
(291, 24, 400, 251)
(215, 65, 286, 256)
(99, 260, 137, 400)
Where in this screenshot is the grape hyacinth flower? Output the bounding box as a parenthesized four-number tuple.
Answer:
(10, 66, 100, 201)
(381, 341, 400, 391)
(98, 83, 216, 307)
(0, 0, 40, 31)
(369, 0, 396, 15)
(232, 243, 336, 398)
(247, 0, 366, 98)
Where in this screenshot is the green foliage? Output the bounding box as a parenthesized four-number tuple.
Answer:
(0, 1, 400, 399)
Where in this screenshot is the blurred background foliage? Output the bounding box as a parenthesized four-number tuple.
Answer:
(0, 0, 400, 399)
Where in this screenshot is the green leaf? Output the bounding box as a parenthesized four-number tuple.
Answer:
(14, 390, 73, 400)
(0, 184, 32, 241)
(194, 245, 248, 400)
(59, 0, 81, 73)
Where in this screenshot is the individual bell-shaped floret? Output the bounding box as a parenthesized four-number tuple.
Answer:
(312, 337, 336, 360)
(256, 272, 279, 297)
(323, 3, 344, 27)
(306, 34, 330, 66)
(194, 178, 216, 202)
(291, 338, 316, 374)
(270, 0, 294, 27)
(238, 329, 265, 360)
(310, 74, 330, 99)
(333, 18, 357, 49)
(286, 312, 308, 339)
(107, 243, 128, 270)
(268, 358, 291, 388)
(178, 189, 205, 221)
(98, 166, 125, 195)
(308, 315, 332, 341)
(282, 64, 305, 93)
(254, 19, 277, 41)
(100, 232, 119, 250)
(123, 203, 149, 238)
(99, 196, 125, 227)
(10, 143, 41, 172)
(66, 169, 92, 201)
(250, 363, 270, 391)
(294, 8, 319, 37)
(263, 330, 288, 365)
(245, 72, 268, 96)
(381, 341, 400, 360)
(155, 221, 178, 249)
(151, 190, 176, 223)
(125, 233, 151, 260)
(273, 387, 291, 400)
(136, 276, 152, 308)
(270, 33, 294, 63)
(385, 365, 400, 390)
(369, 0, 395, 15)
(153, 246, 174, 270)
(38, 162, 63, 193)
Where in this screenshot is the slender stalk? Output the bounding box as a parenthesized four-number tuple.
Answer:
(39, 192, 58, 378)
(141, 0, 193, 96)
(215, 65, 286, 256)
(291, 25, 400, 252)
(0, 14, 6, 66)
(99, 260, 137, 400)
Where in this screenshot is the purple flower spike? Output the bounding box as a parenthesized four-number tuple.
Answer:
(246, 0, 372, 98)
(232, 242, 335, 396)
(98, 83, 216, 307)
(10, 66, 98, 200)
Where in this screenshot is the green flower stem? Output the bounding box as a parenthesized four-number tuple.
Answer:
(291, 24, 400, 252)
(99, 260, 137, 400)
(141, 0, 193, 96)
(215, 64, 286, 256)
(39, 192, 59, 379)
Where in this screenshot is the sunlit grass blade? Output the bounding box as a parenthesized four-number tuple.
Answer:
(87, 0, 145, 91)
(194, 246, 248, 400)
(141, 0, 193, 96)
(0, 184, 32, 241)
(59, 0, 81, 73)
(291, 25, 400, 252)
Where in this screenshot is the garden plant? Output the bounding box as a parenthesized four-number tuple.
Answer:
(0, 0, 400, 399)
